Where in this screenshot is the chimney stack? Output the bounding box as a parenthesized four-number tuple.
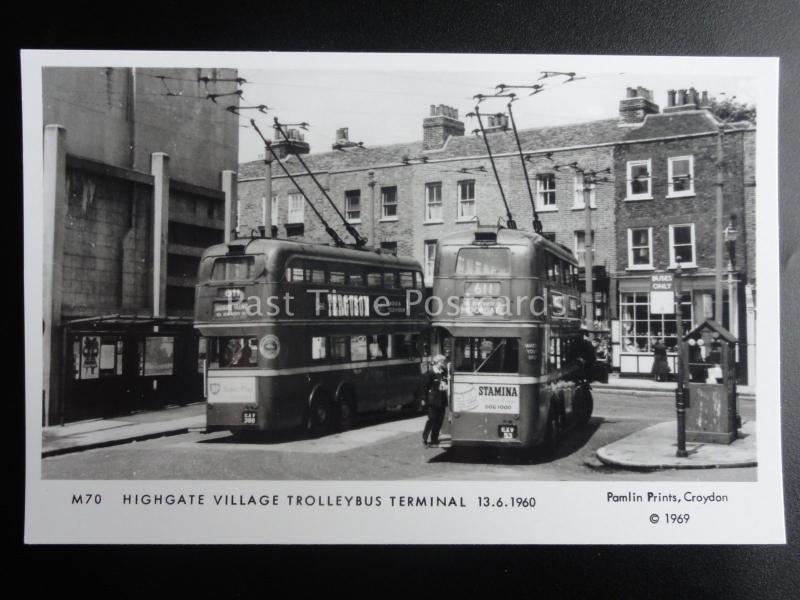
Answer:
(482, 113, 509, 134)
(423, 104, 465, 150)
(271, 127, 310, 159)
(663, 87, 702, 113)
(618, 86, 660, 123)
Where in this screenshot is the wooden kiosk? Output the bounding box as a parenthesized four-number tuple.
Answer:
(682, 319, 741, 444)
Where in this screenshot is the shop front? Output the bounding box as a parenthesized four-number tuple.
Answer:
(58, 316, 203, 424)
(612, 272, 742, 379)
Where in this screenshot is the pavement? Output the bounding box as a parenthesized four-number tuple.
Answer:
(595, 373, 756, 399)
(40, 375, 758, 470)
(596, 420, 757, 470)
(41, 403, 205, 457)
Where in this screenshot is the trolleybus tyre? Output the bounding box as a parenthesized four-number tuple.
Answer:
(306, 393, 332, 438)
(335, 391, 356, 432)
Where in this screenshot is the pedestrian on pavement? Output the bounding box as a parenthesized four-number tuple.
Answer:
(651, 338, 670, 382)
(422, 354, 449, 447)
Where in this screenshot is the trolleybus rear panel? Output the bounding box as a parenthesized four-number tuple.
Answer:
(433, 227, 591, 450)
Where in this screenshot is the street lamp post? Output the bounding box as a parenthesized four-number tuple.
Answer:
(583, 176, 594, 332)
(674, 261, 688, 458)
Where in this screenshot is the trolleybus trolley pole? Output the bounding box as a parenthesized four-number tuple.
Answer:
(273, 118, 367, 248)
(250, 119, 346, 247)
(475, 92, 542, 233)
(466, 105, 517, 230)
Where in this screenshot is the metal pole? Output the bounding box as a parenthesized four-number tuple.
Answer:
(263, 157, 273, 237)
(472, 108, 516, 229)
(674, 264, 688, 457)
(367, 171, 376, 246)
(715, 128, 724, 323)
(583, 177, 594, 331)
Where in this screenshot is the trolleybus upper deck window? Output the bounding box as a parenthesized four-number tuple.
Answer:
(455, 248, 510, 276)
(453, 337, 519, 373)
(211, 256, 256, 281)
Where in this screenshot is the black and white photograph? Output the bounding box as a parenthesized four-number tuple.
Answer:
(23, 51, 784, 544)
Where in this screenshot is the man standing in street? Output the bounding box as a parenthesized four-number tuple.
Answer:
(422, 354, 449, 447)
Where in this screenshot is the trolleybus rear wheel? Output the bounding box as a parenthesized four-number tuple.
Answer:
(335, 391, 356, 432)
(306, 394, 331, 437)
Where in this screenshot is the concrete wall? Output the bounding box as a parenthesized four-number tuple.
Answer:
(43, 67, 239, 188)
(43, 67, 136, 168)
(62, 169, 151, 317)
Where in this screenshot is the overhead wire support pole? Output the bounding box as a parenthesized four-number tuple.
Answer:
(250, 120, 346, 247)
(274, 118, 367, 248)
(468, 105, 516, 229)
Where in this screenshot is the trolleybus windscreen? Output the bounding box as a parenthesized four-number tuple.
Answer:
(453, 337, 519, 373)
(455, 248, 510, 276)
(211, 257, 256, 281)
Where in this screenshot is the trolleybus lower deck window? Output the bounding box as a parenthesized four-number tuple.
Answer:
(453, 337, 519, 373)
(207, 337, 259, 368)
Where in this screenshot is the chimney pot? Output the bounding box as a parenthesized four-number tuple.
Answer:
(336, 127, 349, 142)
(701, 91, 709, 106)
(677, 89, 687, 105)
(423, 101, 466, 150)
(619, 85, 660, 123)
(667, 89, 676, 107)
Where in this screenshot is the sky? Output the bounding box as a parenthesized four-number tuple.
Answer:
(235, 66, 758, 164)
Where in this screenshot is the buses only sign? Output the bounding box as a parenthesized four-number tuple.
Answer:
(650, 273, 675, 314)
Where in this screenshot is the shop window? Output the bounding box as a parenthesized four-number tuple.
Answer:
(620, 292, 692, 354)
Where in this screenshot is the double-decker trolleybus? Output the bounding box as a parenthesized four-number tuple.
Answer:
(432, 226, 594, 455)
(194, 236, 429, 437)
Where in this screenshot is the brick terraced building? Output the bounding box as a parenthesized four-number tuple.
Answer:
(237, 87, 755, 382)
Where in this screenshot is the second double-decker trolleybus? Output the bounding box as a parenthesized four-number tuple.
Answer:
(432, 226, 594, 455)
(195, 236, 428, 437)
